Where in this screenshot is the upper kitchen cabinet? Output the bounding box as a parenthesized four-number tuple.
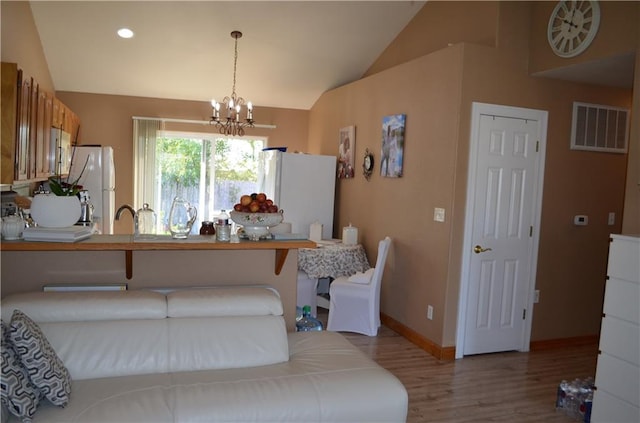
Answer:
(1, 62, 18, 184)
(0, 62, 79, 185)
(35, 89, 54, 179)
(52, 97, 79, 136)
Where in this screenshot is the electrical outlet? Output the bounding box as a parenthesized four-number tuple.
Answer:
(533, 290, 540, 304)
(608, 212, 615, 226)
(427, 305, 434, 320)
(434, 208, 445, 222)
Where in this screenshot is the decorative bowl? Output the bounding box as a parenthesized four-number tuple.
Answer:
(230, 211, 284, 241)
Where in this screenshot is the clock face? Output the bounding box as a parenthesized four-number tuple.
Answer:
(547, 0, 600, 58)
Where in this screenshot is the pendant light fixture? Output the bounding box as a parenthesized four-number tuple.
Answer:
(210, 31, 254, 136)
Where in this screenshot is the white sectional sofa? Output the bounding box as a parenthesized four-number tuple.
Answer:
(0, 287, 408, 422)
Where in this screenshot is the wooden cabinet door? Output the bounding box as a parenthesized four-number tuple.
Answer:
(28, 81, 39, 179)
(35, 89, 53, 179)
(52, 97, 62, 129)
(66, 109, 80, 144)
(1, 62, 18, 184)
(15, 72, 30, 181)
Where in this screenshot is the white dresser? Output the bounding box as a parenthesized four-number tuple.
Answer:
(592, 234, 640, 423)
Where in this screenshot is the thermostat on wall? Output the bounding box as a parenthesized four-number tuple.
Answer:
(574, 215, 588, 226)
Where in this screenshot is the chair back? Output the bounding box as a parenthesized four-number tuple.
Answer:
(370, 237, 392, 324)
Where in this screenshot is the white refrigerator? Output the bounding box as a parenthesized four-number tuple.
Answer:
(259, 151, 336, 239)
(67, 146, 115, 234)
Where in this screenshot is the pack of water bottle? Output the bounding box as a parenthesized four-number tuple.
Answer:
(556, 377, 594, 422)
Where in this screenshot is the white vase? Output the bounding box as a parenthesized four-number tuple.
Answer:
(31, 194, 81, 228)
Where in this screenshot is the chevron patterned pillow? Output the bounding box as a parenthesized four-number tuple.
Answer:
(1, 320, 42, 421)
(8, 310, 71, 407)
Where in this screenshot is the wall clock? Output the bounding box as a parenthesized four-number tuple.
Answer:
(547, 0, 600, 58)
(362, 148, 374, 181)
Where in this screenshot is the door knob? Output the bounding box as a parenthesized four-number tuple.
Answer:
(473, 245, 492, 254)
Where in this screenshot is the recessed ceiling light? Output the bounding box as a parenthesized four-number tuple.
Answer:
(117, 28, 134, 39)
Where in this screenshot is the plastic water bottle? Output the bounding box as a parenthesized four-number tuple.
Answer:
(295, 305, 323, 332)
(215, 210, 231, 242)
(556, 380, 569, 410)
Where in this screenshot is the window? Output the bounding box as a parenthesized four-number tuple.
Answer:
(135, 126, 265, 235)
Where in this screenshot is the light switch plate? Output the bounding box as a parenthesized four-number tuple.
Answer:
(434, 208, 445, 222)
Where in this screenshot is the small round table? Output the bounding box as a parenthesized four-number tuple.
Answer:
(298, 242, 370, 279)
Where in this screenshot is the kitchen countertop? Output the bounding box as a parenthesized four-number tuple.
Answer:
(1, 234, 317, 278)
(1, 234, 315, 250)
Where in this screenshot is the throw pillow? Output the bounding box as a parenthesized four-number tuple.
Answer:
(1, 320, 41, 422)
(8, 310, 71, 407)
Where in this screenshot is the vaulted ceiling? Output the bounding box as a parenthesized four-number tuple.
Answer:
(29, 1, 426, 110)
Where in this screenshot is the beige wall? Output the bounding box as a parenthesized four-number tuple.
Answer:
(529, 1, 638, 75)
(457, 44, 629, 344)
(622, 46, 640, 234)
(309, 41, 630, 347)
(310, 1, 633, 348)
(0, 1, 54, 91)
(311, 46, 465, 344)
(56, 92, 309, 234)
(364, 1, 499, 77)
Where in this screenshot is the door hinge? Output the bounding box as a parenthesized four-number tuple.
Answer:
(536, 141, 539, 152)
(522, 309, 526, 320)
(529, 226, 533, 237)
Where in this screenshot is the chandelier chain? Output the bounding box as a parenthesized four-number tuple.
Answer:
(231, 35, 238, 99)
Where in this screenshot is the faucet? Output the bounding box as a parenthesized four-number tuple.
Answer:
(115, 204, 136, 221)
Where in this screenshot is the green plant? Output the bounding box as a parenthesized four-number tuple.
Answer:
(48, 150, 89, 196)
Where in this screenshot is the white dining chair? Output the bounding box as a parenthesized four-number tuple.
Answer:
(327, 236, 391, 336)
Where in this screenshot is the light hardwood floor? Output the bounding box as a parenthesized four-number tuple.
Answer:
(316, 310, 597, 423)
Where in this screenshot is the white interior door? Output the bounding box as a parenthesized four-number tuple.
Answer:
(457, 103, 548, 357)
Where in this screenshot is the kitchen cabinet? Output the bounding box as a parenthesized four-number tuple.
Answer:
(51, 97, 79, 176)
(1, 62, 18, 184)
(15, 70, 31, 181)
(35, 90, 54, 179)
(27, 77, 38, 179)
(592, 234, 640, 423)
(0, 61, 80, 184)
(52, 97, 79, 136)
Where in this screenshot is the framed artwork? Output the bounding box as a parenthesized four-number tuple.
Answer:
(338, 125, 355, 179)
(380, 114, 405, 177)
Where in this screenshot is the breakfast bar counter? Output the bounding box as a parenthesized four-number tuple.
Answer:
(1, 235, 316, 278)
(1, 235, 317, 331)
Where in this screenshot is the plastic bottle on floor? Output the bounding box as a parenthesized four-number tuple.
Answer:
(296, 305, 323, 332)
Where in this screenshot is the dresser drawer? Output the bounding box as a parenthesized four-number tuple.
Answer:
(607, 236, 640, 282)
(603, 278, 640, 324)
(595, 352, 640, 406)
(599, 316, 640, 366)
(592, 389, 640, 423)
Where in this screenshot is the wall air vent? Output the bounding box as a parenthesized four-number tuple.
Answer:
(571, 102, 629, 154)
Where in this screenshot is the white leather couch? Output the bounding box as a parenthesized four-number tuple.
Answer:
(1, 287, 408, 422)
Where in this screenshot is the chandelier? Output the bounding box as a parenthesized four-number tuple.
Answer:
(210, 31, 254, 136)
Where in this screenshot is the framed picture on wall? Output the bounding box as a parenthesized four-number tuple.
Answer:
(380, 114, 405, 178)
(338, 125, 355, 179)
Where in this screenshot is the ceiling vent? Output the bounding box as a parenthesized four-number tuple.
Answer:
(571, 102, 629, 154)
